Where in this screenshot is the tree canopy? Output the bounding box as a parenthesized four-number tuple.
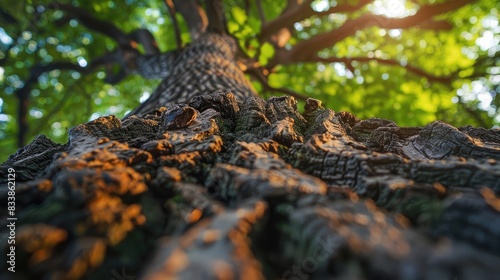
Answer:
(0, 0, 499, 162)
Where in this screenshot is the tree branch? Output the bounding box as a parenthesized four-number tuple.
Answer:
(48, 2, 132, 47)
(0, 7, 19, 24)
(299, 53, 498, 85)
(164, 0, 183, 49)
(256, 0, 266, 24)
(260, 0, 372, 41)
(458, 97, 489, 128)
(205, 0, 226, 34)
(260, 0, 301, 49)
(271, 0, 476, 66)
(246, 68, 309, 101)
(29, 79, 77, 139)
(16, 3, 179, 147)
(14, 53, 123, 147)
(419, 20, 453, 30)
(172, 0, 208, 39)
(129, 29, 160, 55)
(17, 91, 29, 149)
(308, 55, 454, 84)
(0, 9, 20, 66)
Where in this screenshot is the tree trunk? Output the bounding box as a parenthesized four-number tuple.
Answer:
(129, 33, 257, 117)
(2, 33, 500, 280)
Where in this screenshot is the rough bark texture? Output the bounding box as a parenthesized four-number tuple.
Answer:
(2, 27, 500, 280)
(1, 91, 500, 280)
(129, 33, 257, 117)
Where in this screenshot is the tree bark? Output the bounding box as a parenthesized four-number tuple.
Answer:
(128, 33, 257, 116)
(1, 32, 500, 280)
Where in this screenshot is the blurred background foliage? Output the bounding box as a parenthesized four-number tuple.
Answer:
(0, 0, 499, 162)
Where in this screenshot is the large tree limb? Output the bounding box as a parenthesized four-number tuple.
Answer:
(129, 29, 160, 55)
(48, 3, 132, 48)
(172, 0, 208, 39)
(164, 0, 183, 49)
(270, 0, 476, 66)
(260, 0, 372, 41)
(259, 0, 302, 49)
(51, 3, 164, 56)
(205, 0, 226, 34)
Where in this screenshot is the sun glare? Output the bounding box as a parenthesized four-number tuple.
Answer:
(312, 0, 330, 12)
(312, 0, 415, 19)
(370, 0, 412, 18)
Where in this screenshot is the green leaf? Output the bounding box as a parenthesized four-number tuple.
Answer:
(247, 17, 262, 33)
(258, 42, 275, 66)
(231, 7, 247, 25)
(227, 21, 240, 33)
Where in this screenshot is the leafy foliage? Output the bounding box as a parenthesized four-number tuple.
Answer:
(0, 0, 499, 161)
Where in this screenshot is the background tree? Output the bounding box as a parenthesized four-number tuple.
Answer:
(1, 1, 500, 279)
(0, 0, 498, 161)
